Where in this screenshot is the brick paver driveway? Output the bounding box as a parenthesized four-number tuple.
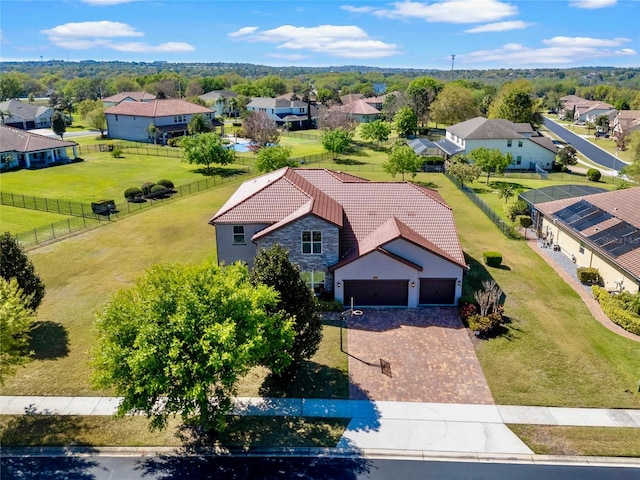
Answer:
(344, 308, 494, 404)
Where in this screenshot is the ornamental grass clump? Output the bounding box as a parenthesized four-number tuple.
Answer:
(459, 280, 505, 337)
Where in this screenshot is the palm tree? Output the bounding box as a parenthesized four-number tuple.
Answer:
(498, 184, 515, 203)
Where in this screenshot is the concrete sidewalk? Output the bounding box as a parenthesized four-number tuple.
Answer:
(2, 396, 640, 455)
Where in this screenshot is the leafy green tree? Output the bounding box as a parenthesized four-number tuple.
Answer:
(0, 73, 24, 100)
(250, 245, 322, 374)
(393, 106, 418, 137)
(406, 77, 443, 127)
(322, 128, 352, 160)
(180, 132, 235, 174)
(446, 160, 481, 186)
(468, 147, 512, 184)
(243, 111, 280, 147)
(430, 84, 479, 126)
(555, 145, 578, 171)
(360, 120, 391, 146)
(255, 145, 297, 173)
(0, 232, 45, 310)
(87, 107, 106, 136)
(0, 277, 36, 385)
(92, 261, 295, 432)
(383, 142, 422, 181)
(51, 110, 66, 140)
(488, 80, 543, 127)
(187, 113, 212, 135)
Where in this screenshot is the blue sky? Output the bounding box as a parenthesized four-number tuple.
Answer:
(1, 0, 638, 69)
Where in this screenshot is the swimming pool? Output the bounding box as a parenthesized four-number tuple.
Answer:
(228, 141, 252, 152)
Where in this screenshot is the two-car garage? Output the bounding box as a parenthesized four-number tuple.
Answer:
(342, 278, 457, 307)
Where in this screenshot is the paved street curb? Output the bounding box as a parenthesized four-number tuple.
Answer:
(1, 446, 639, 467)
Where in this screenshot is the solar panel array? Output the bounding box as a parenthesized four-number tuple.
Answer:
(553, 199, 640, 258)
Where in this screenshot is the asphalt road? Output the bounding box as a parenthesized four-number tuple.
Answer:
(542, 117, 627, 173)
(2, 455, 639, 480)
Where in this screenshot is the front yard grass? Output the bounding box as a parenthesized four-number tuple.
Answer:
(509, 425, 640, 457)
(0, 414, 348, 448)
(0, 205, 76, 234)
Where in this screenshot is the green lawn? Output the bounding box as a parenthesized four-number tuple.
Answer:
(0, 205, 76, 234)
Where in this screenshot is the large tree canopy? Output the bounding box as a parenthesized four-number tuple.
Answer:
(406, 76, 443, 126)
(488, 80, 543, 127)
(393, 106, 418, 138)
(0, 232, 45, 311)
(255, 145, 297, 173)
(322, 128, 352, 160)
(383, 142, 423, 181)
(92, 261, 295, 432)
(360, 120, 391, 146)
(180, 132, 235, 173)
(243, 111, 280, 147)
(250, 244, 323, 374)
(430, 84, 479, 126)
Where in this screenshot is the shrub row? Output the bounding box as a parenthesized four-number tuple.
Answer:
(592, 286, 640, 335)
(124, 179, 175, 201)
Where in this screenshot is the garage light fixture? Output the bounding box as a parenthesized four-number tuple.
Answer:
(337, 282, 341, 288)
(411, 282, 416, 288)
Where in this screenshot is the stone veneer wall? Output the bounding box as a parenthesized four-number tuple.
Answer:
(256, 216, 340, 293)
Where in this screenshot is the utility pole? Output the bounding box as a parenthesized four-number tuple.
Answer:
(450, 54, 456, 82)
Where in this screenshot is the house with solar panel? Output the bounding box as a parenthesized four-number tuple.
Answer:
(534, 187, 640, 294)
(210, 168, 468, 307)
(435, 117, 557, 171)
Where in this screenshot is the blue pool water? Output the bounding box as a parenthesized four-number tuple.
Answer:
(229, 141, 251, 152)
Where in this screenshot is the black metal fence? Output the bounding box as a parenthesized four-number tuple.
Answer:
(6, 170, 250, 248)
(445, 173, 521, 239)
(77, 143, 183, 158)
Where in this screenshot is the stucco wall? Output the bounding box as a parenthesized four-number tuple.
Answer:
(106, 115, 151, 143)
(215, 223, 269, 267)
(465, 138, 555, 170)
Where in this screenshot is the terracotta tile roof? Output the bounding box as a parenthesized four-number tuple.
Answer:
(212, 168, 466, 268)
(0, 124, 77, 153)
(104, 99, 212, 117)
(102, 91, 156, 103)
(536, 187, 640, 280)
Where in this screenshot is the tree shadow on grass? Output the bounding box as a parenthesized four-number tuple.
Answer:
(29, 321, 70, 360)
(333, 157, 366, 166)
(258, 361, 349, 399)
(414, 179, 440, 189)
(1, 406, 98, 480)
(190, 166, 248, 177)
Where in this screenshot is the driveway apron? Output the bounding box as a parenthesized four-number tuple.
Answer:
(345, 308, 494, 404)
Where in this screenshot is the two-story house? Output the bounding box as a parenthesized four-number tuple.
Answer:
(210, 168, 468, 307)
(101, 91, 156, 108)
(199, 90, 238, 117)
(440, 117, 557, 171)
(246, 98, 314, 129)
(104, 99, 221, 145)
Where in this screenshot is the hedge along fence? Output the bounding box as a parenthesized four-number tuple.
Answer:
(7, 169, 251, 248)
(592, 286, 640, 336)
(445, 173, 522, 240)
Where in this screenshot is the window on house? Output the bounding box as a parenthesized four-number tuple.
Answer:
(301, 271, 326, 295)
(115, 115, 119, 121)
(516, 156, 522, 165)
(302, 230, 321, 254)
(233, 225, 245, 245)
(579, 242, 585, 254)
(507, 139, 512, 147)
(518, 140, 523, 147)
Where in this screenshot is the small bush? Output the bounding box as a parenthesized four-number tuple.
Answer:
(315, 299, 343, 312)
(516, 215, 533, 228)
(467, 313, 503, 335)
(577, 267, 599, 284)
(157, 179, 174, 189)
(483, 251, 503, 267)
(586, 168, 602, 182)
(167, 138, 181, 147)
(150, 184, 167, 194)
(141, 182, 156, 195)
(592, 286, 640, 335)
(124, 187, 143, 200)
(111, 147, 123, 158)
(505, 199, 529, 222)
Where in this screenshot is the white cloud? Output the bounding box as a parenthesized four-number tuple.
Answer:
(465, 20, 532, 33)
(81, 0, 139, 5)
(41, 21, 194, 53)
(228, 24, 401, 59)
(344, 0, 519, 23)
(462, 36, 635, 66)
(569, 0, 617, 9)
(41, 21, 143, 39)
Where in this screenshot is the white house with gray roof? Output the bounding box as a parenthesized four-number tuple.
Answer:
(246, 97, 314, 129)
(0, 124, 78, 169)
(441, 117, 557, 171)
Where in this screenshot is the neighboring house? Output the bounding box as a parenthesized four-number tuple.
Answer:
(534, 187, 640, 294)
(341, 99, 380, 123)
(0, 99, 55, 129)
(574, 101, 615, 124)
(101, 91, 156, 107)
(246, 97, 315, 129)
(0, 124, 78, 169)
(210, 168, 467, 307)
(439, 117, 557, 171)
(340, 93, 364, 105)
(611, 110, 640, 140)
(104, 99, 221, 145)
(585, 108, 617, 129)
(199, 90, 238, 117)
